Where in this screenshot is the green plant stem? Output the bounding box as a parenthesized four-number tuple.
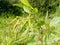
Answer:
(45, 10, 48, 22)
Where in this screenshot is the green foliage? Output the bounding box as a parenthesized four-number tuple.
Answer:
(13, 0, 38, 14)
(50, 17, 60, 27)
(0, 0, 60, 45)
(23, 6, 31, 14)
(20, 0, 33, 9)
(28, 0, 60, 14)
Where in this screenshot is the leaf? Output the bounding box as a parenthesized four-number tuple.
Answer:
(13, 3, 23, 8)
(20, 0, 33, 9)
(33, 8, 38, 14)
(50, 17, 60, 27)
(23, 6, 31, 13)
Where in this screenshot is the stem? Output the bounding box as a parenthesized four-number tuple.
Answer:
(45, 10, 48, 22)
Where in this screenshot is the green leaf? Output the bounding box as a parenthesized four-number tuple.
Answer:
(13, 3, 23, 8)
(23, 6, 31, 13)
(20, 0, 33, 9)
(33, 8, 38, 14)
(50, 17, 60, 27)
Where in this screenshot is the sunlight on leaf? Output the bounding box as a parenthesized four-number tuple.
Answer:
(23, 6, 31, 13)
(20, 0, 33, 9)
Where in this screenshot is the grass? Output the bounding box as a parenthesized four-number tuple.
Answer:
(0, 6, 60, 45)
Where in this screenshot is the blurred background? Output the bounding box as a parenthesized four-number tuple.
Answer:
(0, 0, 60, 45)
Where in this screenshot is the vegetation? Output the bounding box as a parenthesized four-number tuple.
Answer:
(0, 0, 60, 45)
